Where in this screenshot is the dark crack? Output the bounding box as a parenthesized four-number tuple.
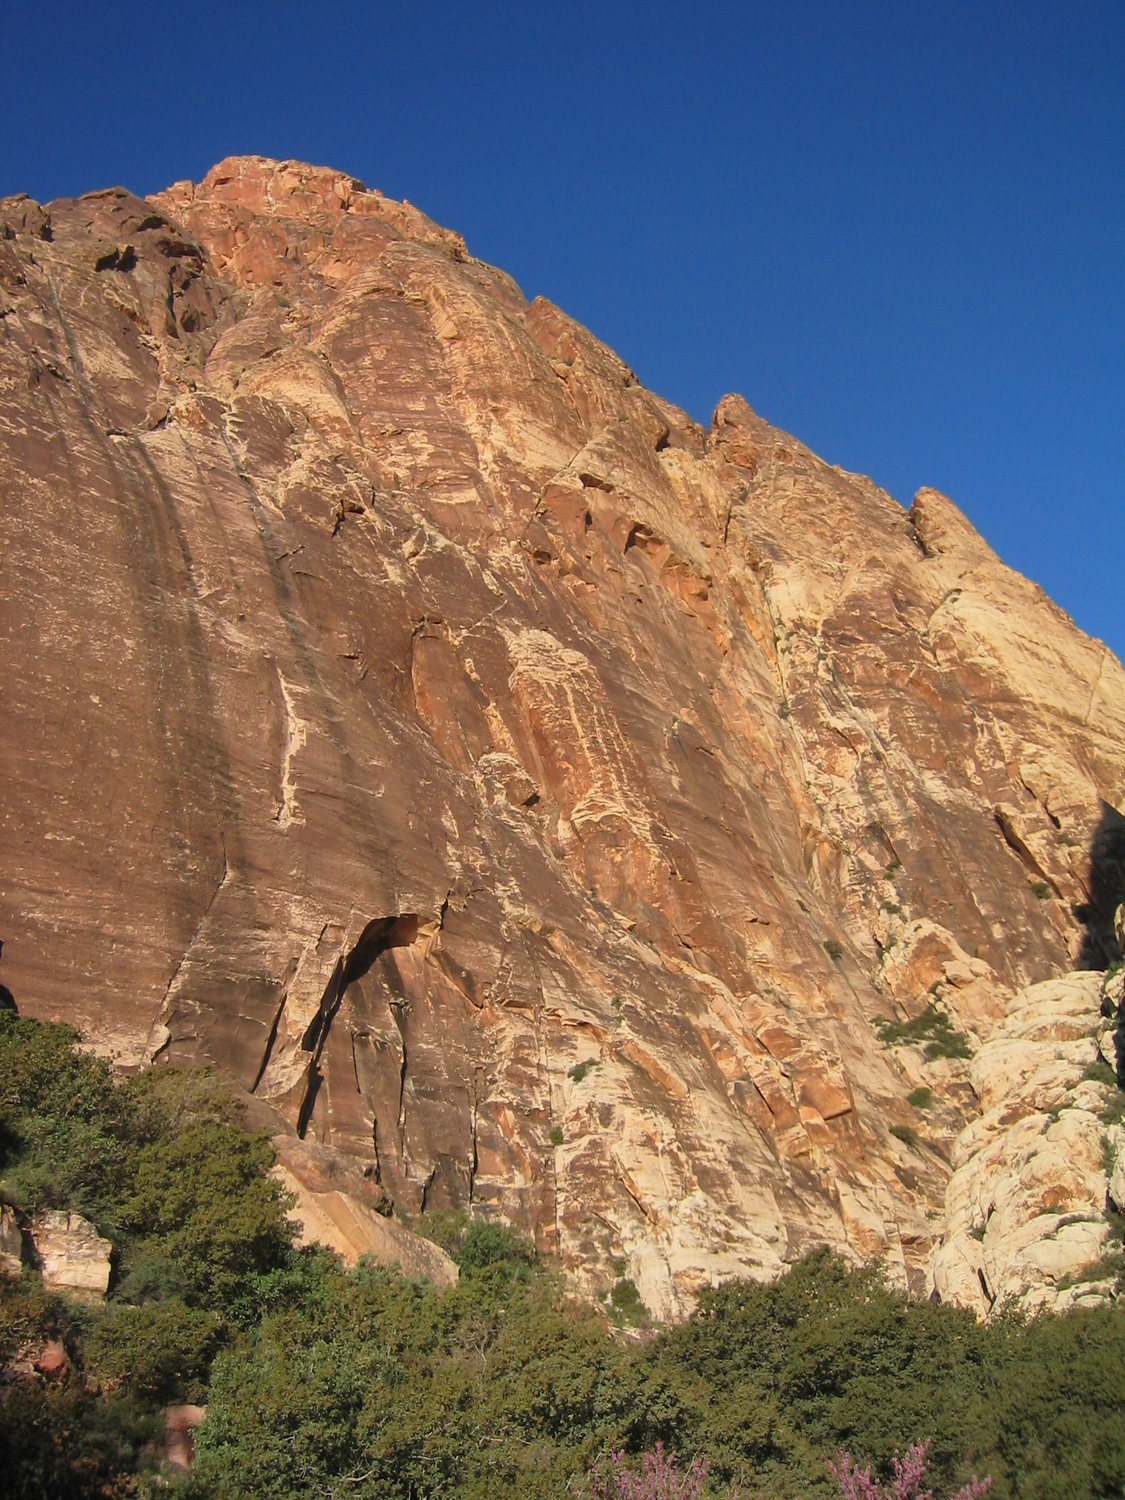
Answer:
(296, 913, 420, 1139)
(251, 989, 288, 1094)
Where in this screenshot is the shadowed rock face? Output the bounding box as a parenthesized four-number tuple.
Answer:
(2, 155, 1123, 1317)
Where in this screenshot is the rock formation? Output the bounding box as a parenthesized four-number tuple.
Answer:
(1, 156, 1123, 1316)
(270, 1135, 458, 1284)
(930, 967, 1124, 1316)
(30, 1211, 112, 1298)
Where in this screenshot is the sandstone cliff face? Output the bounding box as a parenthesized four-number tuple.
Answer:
(2, 156, 1123, 1316)
(930, 967, 1124, 1317)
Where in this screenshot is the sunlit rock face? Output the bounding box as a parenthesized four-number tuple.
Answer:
(930, 969, 1125, 1317)
(2, 155, 1124, 1318)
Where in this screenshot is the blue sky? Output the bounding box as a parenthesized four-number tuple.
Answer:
(4, 1, 1122, 663)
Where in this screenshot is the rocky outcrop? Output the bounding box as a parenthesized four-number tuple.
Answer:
(930, 969, 1124, 1316)
(2, 155, 1124, 1315)
(30, 1211, 112, 1298)
(272, 1145, 457, 1284)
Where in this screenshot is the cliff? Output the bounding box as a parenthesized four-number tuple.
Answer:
(2, 156, 1123, 1316)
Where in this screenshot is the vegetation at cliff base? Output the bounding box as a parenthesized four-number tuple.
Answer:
(3, 1015, 1125, 1497)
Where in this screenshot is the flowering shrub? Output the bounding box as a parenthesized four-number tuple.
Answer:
(586, 1442, 711, 1499)
(828, 1440, 991, 1500)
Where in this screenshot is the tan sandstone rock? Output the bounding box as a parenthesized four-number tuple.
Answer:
(272, 1159, 458, 1286)
(31, 1211, 112, 1298)
(930, 971, 1122, 1316)
(164, 1403, 206, 1472)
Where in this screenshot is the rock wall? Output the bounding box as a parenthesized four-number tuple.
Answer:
(930, 966, 1124, 1316)
(2, 156, 1124, 1314)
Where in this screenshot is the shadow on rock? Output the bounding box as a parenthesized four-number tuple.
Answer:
(1076, 801, 1125, 971)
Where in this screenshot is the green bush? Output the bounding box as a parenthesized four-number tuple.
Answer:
(84, 1298, 221, 1402)
(609, 1276, 650, 1328)
(877, 1003, 972, 1061)
(7, 1016, 1125, 1499)
(113, 1121, 296, 1316)
(455, 1219, 537, 1277)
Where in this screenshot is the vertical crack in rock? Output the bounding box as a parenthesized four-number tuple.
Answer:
(977, 1266, 995, 1310)
(533, 993, 562, 1255)
(150, 840, 232, 1046)
(44, 272, 100, 413)
(296, 957, 345, 1137)
(389, 994, 409, 1157)
(274, 669, 307, 827)
(250, 988, 289, 1094)
(296, 914, 419, 1140)
(468, 1072, 480, 1205)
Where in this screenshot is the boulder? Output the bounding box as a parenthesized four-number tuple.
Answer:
(31, 1211, 111, 1298)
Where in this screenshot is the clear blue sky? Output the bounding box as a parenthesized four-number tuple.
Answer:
(4, 1, 1122, 663)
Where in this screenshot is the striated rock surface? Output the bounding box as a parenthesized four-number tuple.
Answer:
(930, 968, 1124, 1316)
(2, 156, 1124, 1315)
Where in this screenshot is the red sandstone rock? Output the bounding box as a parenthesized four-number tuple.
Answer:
(1, 156, 1123, 1315)
(31, 1339, 68, 1378)
(164, 1403, 206, 1471)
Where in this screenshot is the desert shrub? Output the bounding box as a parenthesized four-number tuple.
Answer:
(112, 1121, 296, 1316)
(609, 1276, 650, 1328)
(84, 1297, 222, 1402)
(193, 1259, 629, 1499)
(637, 1252, 1002, 1496)
(0, 1375, 162, 1499)
(877, 1002, 972, 1060)
(0, 1018, 303, 1493)
(414, 1206, 469, 1257)
(0, 1014, 130, 1230)
(455, 1219, 537, 1277)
